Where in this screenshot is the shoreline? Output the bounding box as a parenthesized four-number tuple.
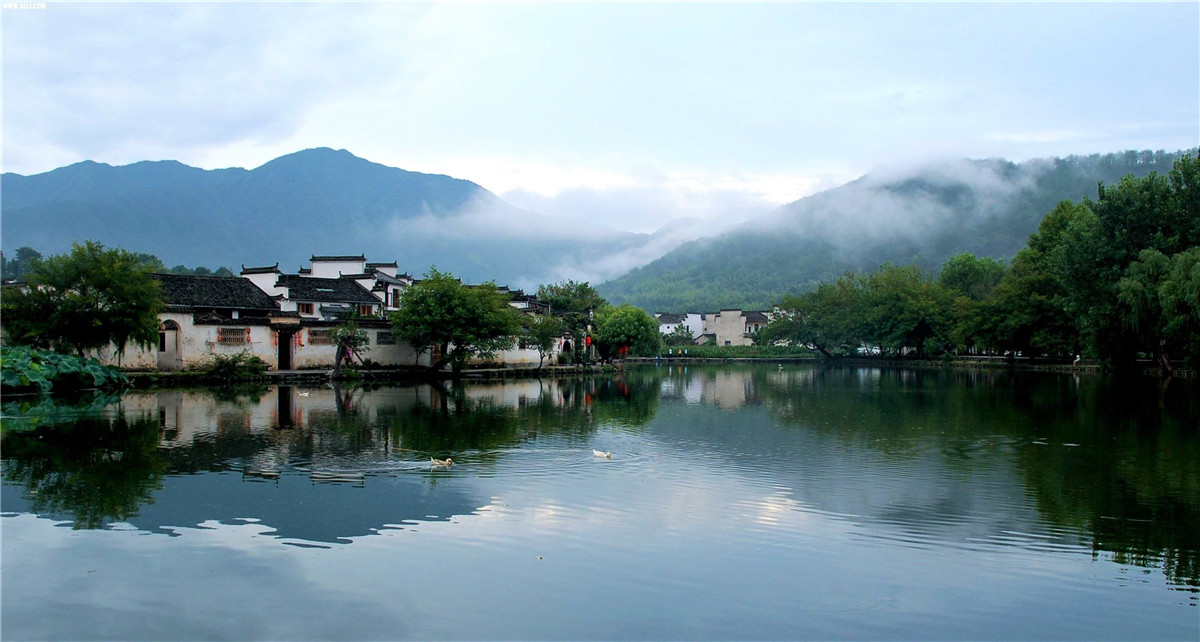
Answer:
(625, 355, 1195, 378)
(122, 363, 617, 388)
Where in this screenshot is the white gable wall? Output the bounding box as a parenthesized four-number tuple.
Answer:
(310, 259, 366, 279)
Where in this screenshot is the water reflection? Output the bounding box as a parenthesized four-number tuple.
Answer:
(647, 363, 1199, 595)
(1, 376, 654, 545)
(2, 366, 1196, 596)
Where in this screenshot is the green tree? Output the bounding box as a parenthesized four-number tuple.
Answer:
(1057, 155, 1199, 369)
(330, 314, 371, 379)
(1116, 247, 1200, 374)
(523, 313, 565, 368)
(662, 323, 695, 347)
(1, 246, 43, 282)
(762, 275, 863, 358)
(859, 264, 953, 357)
(133, 252, 165, 273)
(537, 280, 607, 363)
(390, 267, 522, 376)
(594, 303, 660, 359)
(938, 253, 1007, 354)
(537, 280, 606, 316)
(1, 241, 164, 361)
(938, 252, 1006, 301)
(978, 200, 1090, 357)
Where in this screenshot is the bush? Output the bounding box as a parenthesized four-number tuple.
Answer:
(0, 345, 130, 393)
(202, 351, 267, 382)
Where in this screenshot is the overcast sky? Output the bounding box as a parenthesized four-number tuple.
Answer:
(3, 2, 1197, 233)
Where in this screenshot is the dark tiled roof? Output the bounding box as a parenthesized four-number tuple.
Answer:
(310, 255, 366, 262)
(744, 311, 771, 323)
(155, 274, 280, 311)
(366, 261, 398, 269)
(657, 313, 687, 324)
(240, 263, 280, 275)
(372, 272, 408, 286)
(276, 274, 380, 304)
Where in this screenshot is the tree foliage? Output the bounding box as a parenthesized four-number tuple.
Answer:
(662, 323, 695, 347)
(2, 241, 164, 360)
(594, 304, 660, 358)
(523, 314, 565, 368)
(537, 280, 607, 363)
(600, 149, 1195, 313)
(331, 314, 371, 378)
(0, 246, 43, 282)
(390, 267, 522, 374)
(759, 154, 1200, 373)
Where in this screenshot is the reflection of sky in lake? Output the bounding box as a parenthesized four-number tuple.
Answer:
(3, 369, 1197, 641)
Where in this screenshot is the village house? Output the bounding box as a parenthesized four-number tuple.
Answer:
(92, 273, 286, 370)
(241, 258, 431, 369)
(698, 310, 772, 346)
(241, 254, 562, 369)
(39, 251, 563, 373)
(656, 312, 703, 340)
(89, 271, 429, 371)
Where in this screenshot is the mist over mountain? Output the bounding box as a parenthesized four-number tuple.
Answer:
(1, 148, 659, 287)
(5, 147, 1192, 306)
(596, 149, 1195, 312)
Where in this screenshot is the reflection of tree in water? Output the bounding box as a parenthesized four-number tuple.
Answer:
(749, 364, 1200, 595)
(382, 375, 662, 455)
(2, 407, 167, 529)
(590, 370, 661, 427)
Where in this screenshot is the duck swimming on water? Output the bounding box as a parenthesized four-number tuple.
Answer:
(593, 449, 613, 459)
(430, 457, 453, 468)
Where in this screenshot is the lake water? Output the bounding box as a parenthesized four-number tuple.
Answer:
(2, 364, 1197, 640)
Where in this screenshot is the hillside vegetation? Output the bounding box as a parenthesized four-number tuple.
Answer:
(761, 153, 1200, 373)
(1, 148, 648, 287)
(598, 149, 1193, 312)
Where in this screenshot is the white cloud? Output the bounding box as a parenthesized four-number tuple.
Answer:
(3, 1, 1195, 242)
(985, 131, 1098, 145)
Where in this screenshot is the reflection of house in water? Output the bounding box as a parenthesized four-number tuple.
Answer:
(98, 381, 615, 545)
(658, 366, 760, 409)
(111, 386, 487, 544)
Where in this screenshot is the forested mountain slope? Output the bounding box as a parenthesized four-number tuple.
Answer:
(1, 148, 647, 286)
(598, 149, 1193, 312)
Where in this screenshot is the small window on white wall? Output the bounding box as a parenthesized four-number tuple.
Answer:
(219, 328, 249, 344)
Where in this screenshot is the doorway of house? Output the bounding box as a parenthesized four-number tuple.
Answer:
(157, 320, 182, 370)
(277, 329, 295, 370)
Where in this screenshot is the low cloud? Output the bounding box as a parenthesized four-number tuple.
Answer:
(758, 157, 1043, 249)
(502, 178, 778, 235)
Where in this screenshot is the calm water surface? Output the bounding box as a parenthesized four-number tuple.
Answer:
(2, 364, 1197, 640)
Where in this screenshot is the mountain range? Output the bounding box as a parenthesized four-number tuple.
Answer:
(1, 148, 651, 287)
(3, 147, 1192, 310)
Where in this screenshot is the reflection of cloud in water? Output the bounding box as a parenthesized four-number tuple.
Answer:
(643, 396, 1076, 552)
(0, 513, 418, 641)
(121, 471, 484, 545)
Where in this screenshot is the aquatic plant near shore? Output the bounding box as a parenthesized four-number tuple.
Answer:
(0, 345, 130, 394)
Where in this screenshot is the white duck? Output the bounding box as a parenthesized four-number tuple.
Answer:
(593, 449, 613, 459)
(430, 457, 453, 468)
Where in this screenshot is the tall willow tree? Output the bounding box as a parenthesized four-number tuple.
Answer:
(1059, 154, 1200, 370)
